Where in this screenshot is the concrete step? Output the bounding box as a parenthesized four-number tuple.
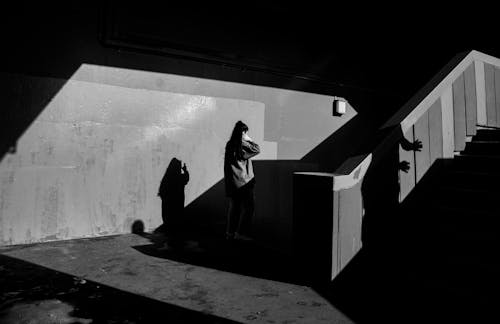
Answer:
(418, 246, 499, 276)
(403, 212, 499, 265)
(439, 170, 500, 191)
(473, 128, 500, 141)
(402, 202, 500, 238)
(427, 186, 500, 213)
(434, 206, 500, 230)
(408, 253, 499, 298)
(463, 141, 500, 155)
(449, 154, 500, 174)
(416, 237, 499, 275)
(402, 211, 500, 240)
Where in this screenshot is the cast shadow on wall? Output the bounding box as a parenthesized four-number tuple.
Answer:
(315, 163, 456, 324)
(155, 157, 190, 237)
(132, 160, 317, 285)
(131, 103, 405, 284)
(0, 76, 69, 161)
(0, 0, 406, 164)
(312, 126, 429, 323)
(133, 156, 300, 283)
(361, 127, 423, 252)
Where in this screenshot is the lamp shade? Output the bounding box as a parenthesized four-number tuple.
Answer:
(335, 99, 346, 115)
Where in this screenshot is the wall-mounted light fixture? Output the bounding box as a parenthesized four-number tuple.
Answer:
(333, 97, 347, 116)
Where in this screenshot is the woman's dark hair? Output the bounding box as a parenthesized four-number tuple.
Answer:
(227, 121, 248, 158)
(228, 120, 248, 146)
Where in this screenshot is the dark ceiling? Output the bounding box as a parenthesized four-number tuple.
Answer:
(103, 1, 500, 99)
(2, 1, 499, 107)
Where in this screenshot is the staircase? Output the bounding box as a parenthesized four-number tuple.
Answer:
(398, 127, 499, 322)
(309, 51, 500, 323)
(324, 128, 499, 324)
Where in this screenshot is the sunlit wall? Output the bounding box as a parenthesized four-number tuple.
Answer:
(0, 64, 355, 246)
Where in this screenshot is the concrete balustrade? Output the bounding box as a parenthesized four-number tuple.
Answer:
(293, 50, 500, 282)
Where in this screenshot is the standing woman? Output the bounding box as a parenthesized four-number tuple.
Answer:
(224, 121, 260, 240)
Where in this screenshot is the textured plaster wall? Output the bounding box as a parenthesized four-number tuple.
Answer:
(0, 65, 356, 246)
(70, 64, 356, 159)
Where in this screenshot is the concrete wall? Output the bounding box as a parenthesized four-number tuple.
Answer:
(0, 65, 356, 246)
(0, 3, 368, 247)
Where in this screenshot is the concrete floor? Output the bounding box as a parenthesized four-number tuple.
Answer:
(1, 230, 495, 323)
(0, 233, 354, 324)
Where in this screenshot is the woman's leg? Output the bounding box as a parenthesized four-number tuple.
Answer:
(226, 196, 242, 238)
(236, 187, 254, 237)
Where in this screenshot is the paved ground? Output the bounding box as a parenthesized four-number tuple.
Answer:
(2, 228, 494, 323)
(0, 232, 354, 324)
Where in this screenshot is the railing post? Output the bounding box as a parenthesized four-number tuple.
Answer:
(475, 60, 487, 125)
(441, 86, 455, 158)
(464, 63, 478, 136)
(452, 73, 467, 151)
